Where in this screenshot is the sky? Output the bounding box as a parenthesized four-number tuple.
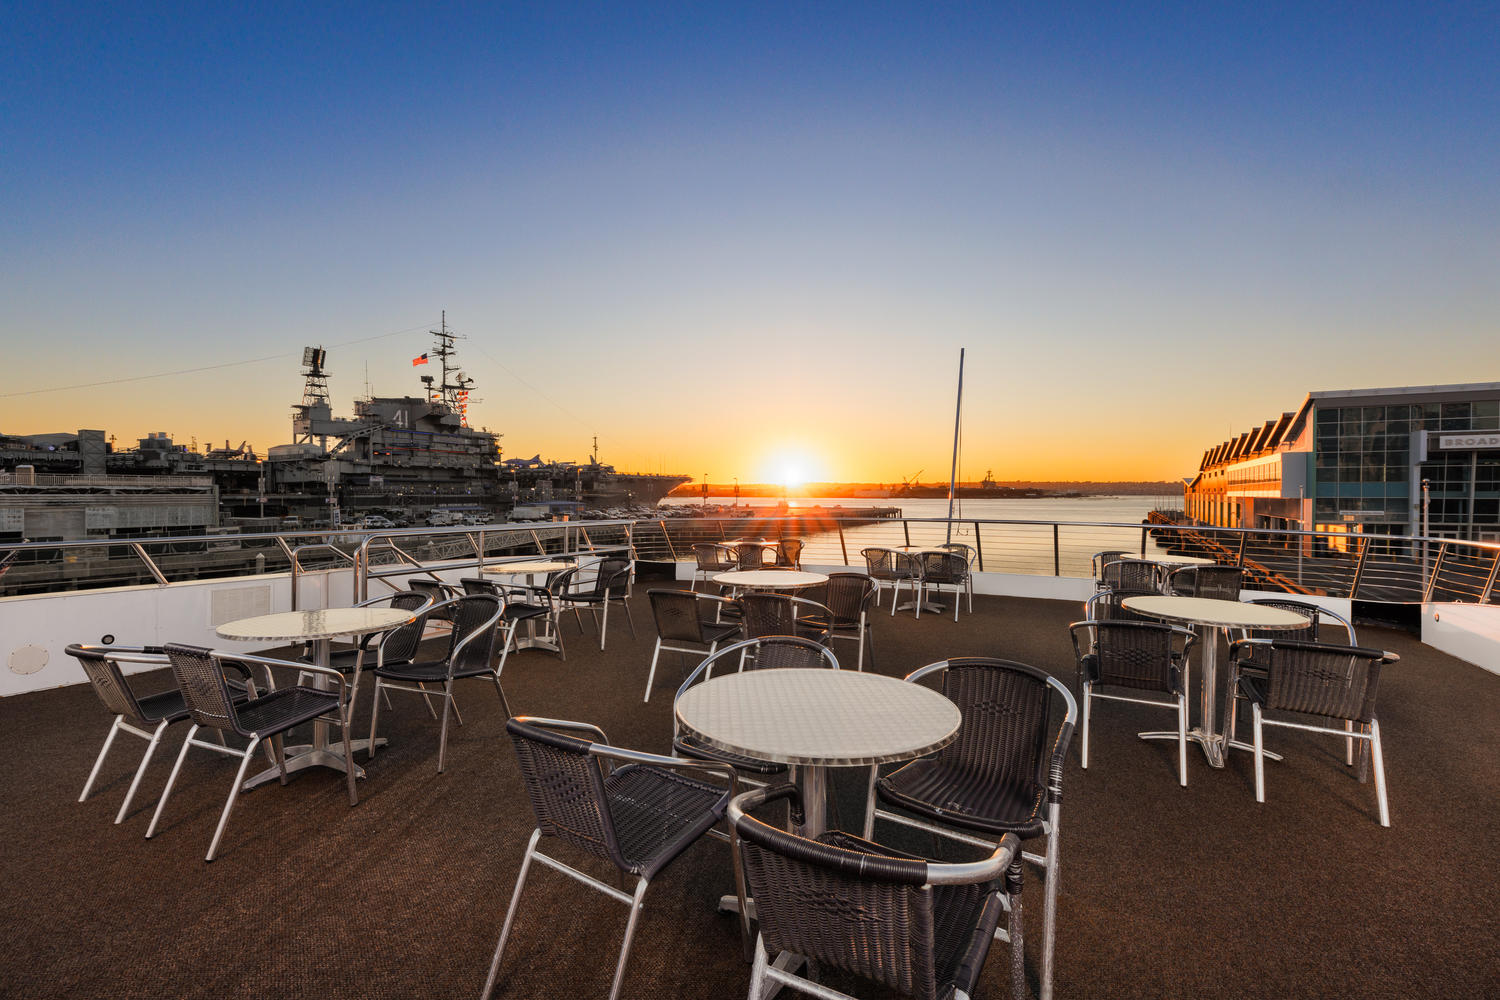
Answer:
(2, 2, 1497, 485)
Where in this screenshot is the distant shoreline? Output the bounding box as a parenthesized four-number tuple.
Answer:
(667, 481, 1179, 500)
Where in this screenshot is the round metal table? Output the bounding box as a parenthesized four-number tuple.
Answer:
(1121, 595, 1308, 768)
(712, 569, 828, 592)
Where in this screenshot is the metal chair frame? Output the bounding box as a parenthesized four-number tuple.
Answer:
(799, 572, 877, 671)
(692, 543, 737, 590)
(939, 542, 978, 610)
(1224, 599, 1357, 744)
(1069, 620, 1197, 787)
(367, 595, 509, 773)
(1228, 638, 1399, 826)
(557, 558, 636, 650)
(643, 589, 741, 702)
(772, 538, 804, 570)
(916, 550, 972, 621)
(67, 644, 254, 825)
(736, 592, 835, 649)
(730, 783, 1025, 1000)
(731, 543, 777, 570)
(1091, 550, 1130, 589)
(863, 658, 1078, 1000)
(146, 647, 354, 862)
(1164, 564, 1242, 600)
(481, 717, 734, 1000)
(860, 547, 920, 616)
(480, 570, 573, 680)
(1099, 558, 1161, 594)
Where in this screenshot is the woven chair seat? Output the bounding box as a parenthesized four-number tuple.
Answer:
(234, 687, 341, 736)
(815, 830, 1006, 999)
(603, 763, 730, 878)
(698, 621, 742, 644)
(877, 761, 1048, 840)
(673, 734, 789, 776)
(503, 603, 550, 623)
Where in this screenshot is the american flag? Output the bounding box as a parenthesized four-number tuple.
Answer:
(412, 354, 429, 366)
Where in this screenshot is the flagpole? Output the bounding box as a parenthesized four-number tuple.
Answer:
(946, 348, 965, 544)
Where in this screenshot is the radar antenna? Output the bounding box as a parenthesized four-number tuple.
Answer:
(300, 346, 330, 407)
(427, 311, 479, 426)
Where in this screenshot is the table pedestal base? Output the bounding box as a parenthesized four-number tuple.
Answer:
(243, 744, 368, 791)
(1137, 729, 1284, 769)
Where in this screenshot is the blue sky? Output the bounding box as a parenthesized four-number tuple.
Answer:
(2, 2, 1496, 481)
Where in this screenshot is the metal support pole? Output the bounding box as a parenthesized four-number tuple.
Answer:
(1424, 542, 1449, 603)
(973, 521, 985, 572)
(838, 524, 848, 566)
(659, 520, 678, 562)
(1349, 536, 1370, 600)
(130, 543, 168, 585)
(1053, 524, 1060, 577)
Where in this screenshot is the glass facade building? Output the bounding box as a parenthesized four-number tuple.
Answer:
(1185, 384, 1500, 543)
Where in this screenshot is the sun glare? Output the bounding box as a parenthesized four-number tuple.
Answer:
(781, 464, 805, 489)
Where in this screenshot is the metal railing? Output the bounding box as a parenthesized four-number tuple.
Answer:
(2, 515, 1497, 606)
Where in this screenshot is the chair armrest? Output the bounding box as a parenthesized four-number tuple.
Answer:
(925, 832, 1022, 885)
(514, 715, 609, 745)
(218, 651, 349, 701)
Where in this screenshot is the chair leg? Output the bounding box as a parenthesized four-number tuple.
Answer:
(914, 580, 923, 620)
(1039, 803, 1061, 1000)
(368, 679, 384, 760)
(862, 765, 879, 839)
(480, 829, 540, 1000)
(1080, 684, 1091, 769)
(1177, 694, 1188, 787)
(273, 734, 290, 785)
(80, 717, 124, 803)
(491, 675, 512, 720)
(599, 601, 609, 651)
(622, 598, 637, 639)
(1345, 719, 1355, 766)
(205, 738, 260, 862)
(1252, 704, 1265, 803)
(609, 878, 651, 1000)
(115, 719, 170, 824)
(644, 637, 663, 702)
(1006, 860, 1026, 1000)
(1370, 719, 1390, 827)
(436, 681, 454, 773)
(495, 622, 517, 680)
(146, 724, 197, 840)
(953, 584, 960, 622)
(340, 702, 358, 806)
(856, 620, 866, 672)
(746, 935, 770, 1000)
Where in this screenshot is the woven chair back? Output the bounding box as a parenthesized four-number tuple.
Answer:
(164, 643, 243, 735)
(735, 821, 937, 997)
(822, 573, 876, 624)
(1091, 550, 1129, 579)
(650, 589, 711, 643)
(460, 577, 500, 596)
(408, 578, 454, 620)
(939, 542, 976, 564)
(67, 646, 148, 723)
(1243, 599, 1322, 642)
(1087, 589, 1157, 624)
(774, 539, 804, 568)
(545, 565, 578, 593)
(590, 559, 630, 598)
(1264, 641, 1387, 722)
(1092, 622, 1178, 693)
(936, 659, 1055, 815)
(733, 545, 773, 570)
(1170, 565, 1241, 600)
(377, 591, 432, 666)
(739, 593, 798, 641)
(918, 551, 967, 585)
(861, 547, 897, 580)
(693, 543, 732, 572)
(750, 636, 838, 670)
(1101, 559, 1158, 593)
(446, 595, 502, 675)
(506, 719, 626, 871)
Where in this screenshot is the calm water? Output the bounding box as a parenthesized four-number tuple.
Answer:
(661, 494, 1180, 577)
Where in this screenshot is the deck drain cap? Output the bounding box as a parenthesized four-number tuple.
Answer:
(9, 644, 48, 675)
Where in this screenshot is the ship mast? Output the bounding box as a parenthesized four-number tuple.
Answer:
(427, 311, 476, 426)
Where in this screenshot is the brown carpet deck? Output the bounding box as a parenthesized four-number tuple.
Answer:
(1, 588, 1496, 999)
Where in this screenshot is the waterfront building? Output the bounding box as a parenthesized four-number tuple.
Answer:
(1184, 383, 1500, 545)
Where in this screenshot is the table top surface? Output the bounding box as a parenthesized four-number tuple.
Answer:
(675, 668, 961, 767)
(713, 569, 829, 589)
(1133, 554, 1217, 566)
(215, 607, 414, 642)
(1122, 595, 1308, 630)
(481, 560, 572, 575)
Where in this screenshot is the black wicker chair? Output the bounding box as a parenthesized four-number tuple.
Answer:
(796, 572, 878, 670)
(672, 638, 839, 784)
(67, 643, 253, 825)
(737, 592, 833, 647)
(1091, 550, 1130, 589)
(408, 577, 460, 625)
(916, 551, 971, 621)
(367, 595, 507, 773)
(1099, 558, 1160, 594)
(772, 538, 804, 569)
(861, 547, 921, 615)
(730, 783, 1025, 1000)
(692, 543, 737, 590)
(1164, 564, 1241, 600)
(480, 717, 732, 1000)
(1069, 620, 1196, 786)
(316, 590, 431, 719)
(732, 543, 776, 570)
(1224, 599, 1357, 744)
(866, 658, 1077, 1000)
(147, 645, 355, 861)
(1228, 638, 1399, 826)
(557, 558, 635, 650)
(485, 570, 572, 678)
(939, 542, 978, 609)
(643, 589, 742, 702)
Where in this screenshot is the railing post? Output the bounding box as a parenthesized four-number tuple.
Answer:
(1349, 536, 1370, 600)
(660, 520, 678, 562)
(1424, 542, 1449, 603)
(972, 521, 985, 572)
(1053, 524, 1060, 577)
(130, 543, 168, 586)
(838, 523, 849, 566)
(903, 520, 911, 548)
(1236, 530, 1247, 567)
(1480, 549, 1500, 605)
